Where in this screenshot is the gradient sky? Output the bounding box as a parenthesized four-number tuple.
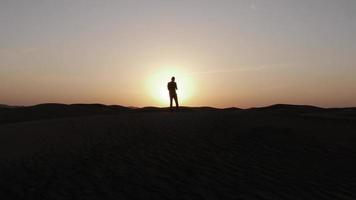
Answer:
(1, 0, 356, 108)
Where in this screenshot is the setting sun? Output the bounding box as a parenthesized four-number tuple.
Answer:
(145, 67, 195, 106)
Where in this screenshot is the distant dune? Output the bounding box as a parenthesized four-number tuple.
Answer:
(0, 104, 18, 108)
(0, 103, 131, 124)
(0, 103, 354, 125)
(0, 104, 355, 199)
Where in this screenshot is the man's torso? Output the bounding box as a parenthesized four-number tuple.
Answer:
(168, 82, 177, 93)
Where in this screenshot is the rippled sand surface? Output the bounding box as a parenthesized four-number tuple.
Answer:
(0, 110, 355, 199)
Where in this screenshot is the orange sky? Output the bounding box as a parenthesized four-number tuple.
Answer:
(1, 1, 356, 108)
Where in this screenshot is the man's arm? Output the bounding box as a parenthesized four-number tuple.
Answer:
(175, 82, 178, 90)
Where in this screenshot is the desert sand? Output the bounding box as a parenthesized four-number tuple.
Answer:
(0, 104, 355, 199)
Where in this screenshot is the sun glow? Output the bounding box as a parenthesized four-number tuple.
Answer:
(146, 67, 195, 106)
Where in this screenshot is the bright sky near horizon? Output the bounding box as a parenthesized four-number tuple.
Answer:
(1, 0, 356, 108)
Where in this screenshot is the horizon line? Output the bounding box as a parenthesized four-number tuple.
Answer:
(1, 102, 355, 110)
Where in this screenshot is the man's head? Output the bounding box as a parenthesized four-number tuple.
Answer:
(171, 76, 175, 81)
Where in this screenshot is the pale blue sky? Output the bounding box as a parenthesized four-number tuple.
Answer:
(1, 0, 355, 107)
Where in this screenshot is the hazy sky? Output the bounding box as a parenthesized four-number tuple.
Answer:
(1, 0, 356, 108)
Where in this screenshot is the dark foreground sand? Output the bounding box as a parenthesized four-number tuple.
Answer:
(0, 105, 355, 199)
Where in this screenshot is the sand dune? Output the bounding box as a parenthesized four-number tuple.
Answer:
(0, 105, 355, 199)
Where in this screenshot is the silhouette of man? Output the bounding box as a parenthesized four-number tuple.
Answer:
(167, 76, 179, 109)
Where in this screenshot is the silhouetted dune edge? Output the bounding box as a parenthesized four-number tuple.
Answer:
(1, 103, 355, 110)
(0, 103, 355, 125)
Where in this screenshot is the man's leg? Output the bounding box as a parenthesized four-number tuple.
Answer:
(174, 95, 179, 108)
(170, 96, 173, 109)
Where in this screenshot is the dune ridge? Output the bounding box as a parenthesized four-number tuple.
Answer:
(0, 103, 354, 125)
